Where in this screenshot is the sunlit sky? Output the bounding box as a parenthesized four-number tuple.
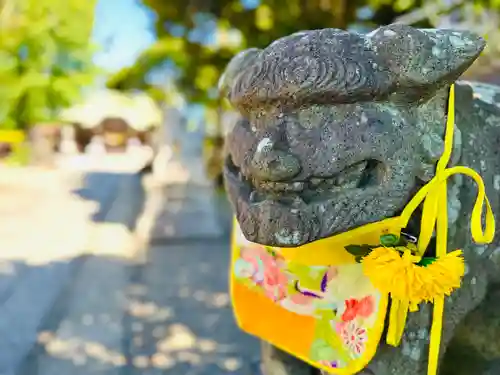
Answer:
(88, 0, 254, 121)
(91, 0, 261, 75)
(92, 0, 156, 73)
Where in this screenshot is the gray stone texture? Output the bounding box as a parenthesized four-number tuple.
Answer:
(221, 24, 500, 375)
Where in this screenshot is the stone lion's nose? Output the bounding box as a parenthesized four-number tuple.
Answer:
(250, 138, 301, 181)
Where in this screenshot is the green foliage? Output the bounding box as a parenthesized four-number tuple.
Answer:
(0, 0, 99, 130)
(344, 233, 412, 263)
(107, 0, 500, 112)
(3, 142, 31, 166)
(380, 233, 399, 246)
(106, 0, 434, 108)
(417, 257, 437, 267)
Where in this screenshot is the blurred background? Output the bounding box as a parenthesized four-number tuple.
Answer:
(0, 0, 499, 374)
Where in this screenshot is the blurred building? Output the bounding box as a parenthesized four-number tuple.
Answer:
(60, 89, 163, 153)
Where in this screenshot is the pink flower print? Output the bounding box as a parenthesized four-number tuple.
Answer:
(341, 296, 375, 322)
(335, 321, 368, 357)
(261, 254, 288, 301)
(234, 246, 265, 283)
(234, 245, 288, 302)
(290, 292, 315, 305)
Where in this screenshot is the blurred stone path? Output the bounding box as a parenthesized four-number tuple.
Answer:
(0, 164, 144, 375)
(0, 166, 93, 375)
(121, 177, 260, 375)
(14, 139, 260, 375)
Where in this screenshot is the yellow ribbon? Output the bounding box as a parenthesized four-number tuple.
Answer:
(385, 84, 495, 375)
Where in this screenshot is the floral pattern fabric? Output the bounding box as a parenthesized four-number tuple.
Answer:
(233, 242, 382, 369)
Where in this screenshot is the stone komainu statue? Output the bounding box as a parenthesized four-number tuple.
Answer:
(220, 24, 500, 375)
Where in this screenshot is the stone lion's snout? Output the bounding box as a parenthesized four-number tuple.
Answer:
(249, 137, 301, 182)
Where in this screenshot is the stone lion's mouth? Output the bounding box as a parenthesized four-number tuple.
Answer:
(224, 156, 385, 206)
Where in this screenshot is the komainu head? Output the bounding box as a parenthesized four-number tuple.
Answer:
(220, 24, 485, 247)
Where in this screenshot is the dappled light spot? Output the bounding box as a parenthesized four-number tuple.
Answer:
(220, 357, 243, 371)
(38, 331, 55, 344)
(177, 351, 202, 365)
(128, 299, 173, 321)
(151, 353, 176, 369)
(211, 292, 230, 308)
(111, 354, 127, 366)
(157, 323, 197, 351)
(133, 355, 150, 368)
(89, 222, 136, 257)
(84, 341, 114, 362)
(45, 337, 73, 357)
(197, 338, 218, 353)
(184, 288, 230, 308)
(37, 331, 128, 367)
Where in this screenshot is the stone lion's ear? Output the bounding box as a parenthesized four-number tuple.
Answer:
(219, 48, 261, 96)
(369, 24, 485, 89)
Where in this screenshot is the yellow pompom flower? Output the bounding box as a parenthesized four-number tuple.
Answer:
(361, 246, 465, 309)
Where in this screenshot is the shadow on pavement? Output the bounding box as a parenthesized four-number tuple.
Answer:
(71, 172, 146, 229)
(120, 239, 261, 375)
(3, 170, 146, 375)
(16, 246, 259, 375)
(14, 178, 260, 375)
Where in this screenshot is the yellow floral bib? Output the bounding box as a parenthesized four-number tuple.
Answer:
(229, 85, 495, 375)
